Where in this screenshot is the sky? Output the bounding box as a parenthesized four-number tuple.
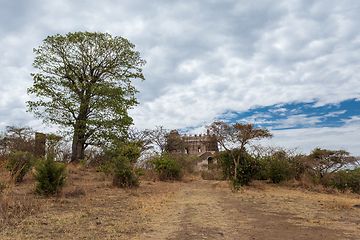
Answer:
(0, 0, 359, 156)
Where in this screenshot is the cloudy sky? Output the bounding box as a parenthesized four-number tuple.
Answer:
(1, 0, 359, 155)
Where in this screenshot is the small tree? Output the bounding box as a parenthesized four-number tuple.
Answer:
(217, 148, 261, 185)
(307, 148, 357, 184)
(206, 121, 273, 182)
(3, 126, 35, 153)
(33, 154, 67, 196)
(148, 126, 169, 153)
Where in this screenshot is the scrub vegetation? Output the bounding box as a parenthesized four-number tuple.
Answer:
(1, 31, 359, 238)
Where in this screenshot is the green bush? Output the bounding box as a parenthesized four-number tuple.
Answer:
(5, 151, 34, 182)
(98, 141, 143, 188)
(112, 156, 144, 188)
(33, 154, 67, 196)
(330, 168, 360, 194)
(151, 152, 183, 181)
(258, 150, 307, 184)
(261, 153, 295, 183)
(217, 148, 261, 186)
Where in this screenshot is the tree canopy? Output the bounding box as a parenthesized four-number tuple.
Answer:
(206, 121, 273, 180)
(27, 31, 146, 162)
(307, 148, 358, 180)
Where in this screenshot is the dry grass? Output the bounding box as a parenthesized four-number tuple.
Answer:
(1, 162, 360, 239)
(239, 179, 360, 235)
(0, 163, 183, 239)
(324, 200, 355, 210)
(0, 166, 42, 229)
(0, 192, 42, 228)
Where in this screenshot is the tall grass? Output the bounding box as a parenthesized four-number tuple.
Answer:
(0, 164, 41, 228)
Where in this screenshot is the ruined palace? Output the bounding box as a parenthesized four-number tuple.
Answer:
(167, 130, 219, 169)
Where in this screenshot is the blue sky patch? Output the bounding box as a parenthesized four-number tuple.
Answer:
(221, 98, 360, 130)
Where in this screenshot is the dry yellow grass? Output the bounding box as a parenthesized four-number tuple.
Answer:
(1, 165, 360, 239)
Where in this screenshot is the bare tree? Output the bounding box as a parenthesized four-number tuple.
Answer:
(127, 127, 153, 153)
(148, 126, 169, 153)
(4, 126, 35, 153)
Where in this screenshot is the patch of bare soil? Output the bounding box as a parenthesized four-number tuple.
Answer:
(1, 166, 360, 239)
(134, 180, 360, 240)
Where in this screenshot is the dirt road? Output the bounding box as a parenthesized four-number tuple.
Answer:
(135, 180, 360, 240)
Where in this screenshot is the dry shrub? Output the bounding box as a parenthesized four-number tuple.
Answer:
(182, 171, 202, 182)
(64, 186, 86, 198)
(0, 182, 8, 192)
(283, 174, 318, 190)
(201, 169, 222, 180)
(141, 169, 158, 181)
(297, 174, 314, 189)
(323, 200, 354, 210)
(248, 180, 268, 190)
(0, 188, 41, 228)
(67, 162, 86, 174)
(0, 154, 7, 166)
(283, 175, 338, 194)
(0, 165, 41, 227)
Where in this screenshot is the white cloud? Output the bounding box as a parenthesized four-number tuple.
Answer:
(262, 121, 360, 156)
(0, 0, 360, 154)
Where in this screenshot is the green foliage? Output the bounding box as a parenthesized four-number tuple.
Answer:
(231, 177, 244, 192)
(176, 154, 198, 174)
(106, 141, 141, 164)
(112, 156, 144, 188)
(217, 148, 261, 186)
(98, 141, 142, 188)
(151, 152, 183, 181)
(33, 154, 67, 196)
(165, 130, 184, 154)
(267, 158, 294, 183)
(5, 151, 34, 182)
(307, 148, 356, 183)
(330, 168, 360, 194)
(27, 31, 146, 162)
(96, 161, 113, 177)
(206, 121, 272, 181)
(259, 151, 305, 183)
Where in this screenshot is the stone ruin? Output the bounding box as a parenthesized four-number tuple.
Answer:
(167, 130, 219, 170)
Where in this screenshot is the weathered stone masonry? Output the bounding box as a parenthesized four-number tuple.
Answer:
(167, 130, 219, 169)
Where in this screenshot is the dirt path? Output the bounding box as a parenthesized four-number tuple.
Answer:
(134, 180, 360, 240)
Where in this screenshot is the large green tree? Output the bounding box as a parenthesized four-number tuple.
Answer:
(27, 31, 146, 162)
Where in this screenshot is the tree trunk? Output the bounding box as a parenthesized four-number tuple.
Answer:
(71, 137, 85, 162)
(71, 119, 86, 162)
(234, 162, 238, 180)
(234, 144, 245, 180)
